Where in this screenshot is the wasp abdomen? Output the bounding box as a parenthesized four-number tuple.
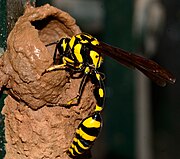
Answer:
(67, 112, 102, 157)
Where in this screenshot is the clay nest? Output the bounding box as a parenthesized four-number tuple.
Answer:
(0, 4, 96, 159)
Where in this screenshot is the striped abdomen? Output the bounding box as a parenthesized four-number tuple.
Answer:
(67, 112, 102, 157)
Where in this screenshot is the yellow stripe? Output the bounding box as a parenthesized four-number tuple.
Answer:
(76, 129, 80, 134)
(62, 39, 67, 52)
(76, 34, 89, 43)
(74, 145, 81, 154)
(69, 138, 86, 156)
(68, 148, 75, 156)
(82, 33, 92, 40)
(96, 73, 101, 81)
(85, 67, 90, 74)
(69, 36, 76, 49)
(64, 57, 74, 63)
(74, 44, 83, 63)
(91, 39, 99, 45)
(76, 34, 83, 39)
(95, 105, 103, 112)
(78, 139, 89, 150)
(82, 117, 101, 128)
(90, 50, 99, 68)
(98, 56, 103, 67)
(99, 88, 104, 98)
(73, 137, 78, 142)
(83, 33, 91, 39)
(80, 39, 89, 43)
(71, 143, 75, 148)
(78, 128, 96, 141)
(73, 136, 89, 150)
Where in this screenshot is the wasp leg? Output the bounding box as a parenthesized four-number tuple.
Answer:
(45, 40, 60, 47)
(45, 40, 62, 64)
(53, 41, 59, 64)
(67, 111, 102, 157)
(41, 64, 66, 76)
(65, 67, 105, 107)
(91, 70, 105, 112)
(46, 66, 88, 107)
(45, 64, 66, 72)
(44, 41, 66, 74)
(65, 66, 91, 106)
(66, 68, 89, 105)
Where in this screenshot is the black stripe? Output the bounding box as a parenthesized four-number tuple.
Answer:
(71, 148, 79, 156)
(76, 133, 92, 147)
(70, 135, 93, 156)
(69, 138, 92, 157)
(80, 124, 101, 137)
(79, 34, 93, 42)
(94, 87, 104, 107)
(73, 140, 84, 153)
(79, 137, 92, 148)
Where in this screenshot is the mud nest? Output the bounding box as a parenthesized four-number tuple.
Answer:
(0, 4, 96, 159)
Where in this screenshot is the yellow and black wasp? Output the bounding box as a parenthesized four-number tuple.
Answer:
(45, 32, 175, 157)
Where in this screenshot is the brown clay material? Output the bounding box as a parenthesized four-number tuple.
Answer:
(0, 4, 96, 159)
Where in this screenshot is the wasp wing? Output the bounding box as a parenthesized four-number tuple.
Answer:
(88, 42, 175, 87)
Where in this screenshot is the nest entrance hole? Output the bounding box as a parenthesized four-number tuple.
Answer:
(31, 16, 65, 58)
(31, 16, 55, 30)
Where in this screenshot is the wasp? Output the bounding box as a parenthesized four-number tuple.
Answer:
(45, 32, 175, 157)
